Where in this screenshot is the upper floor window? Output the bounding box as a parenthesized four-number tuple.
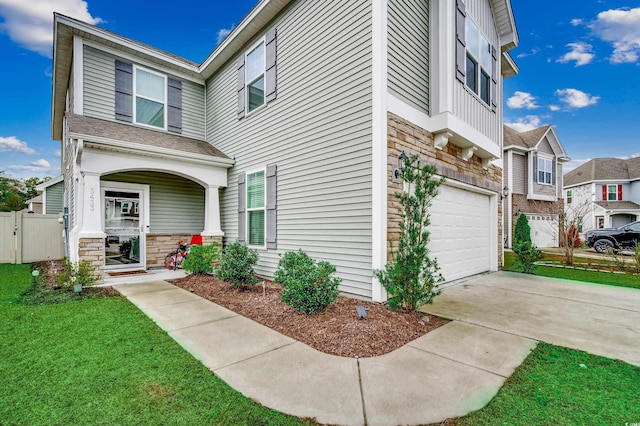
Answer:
(607, 184, 618, 201)
(566, 190, 572, 204)
(134, 67, 166, 129)
(537, 157, 553, 185)
(465, 16, 492, 105)
(246, 41, 265, 113)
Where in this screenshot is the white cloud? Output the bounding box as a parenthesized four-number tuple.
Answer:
(0, 136, 36, 154)
(590, 7, 640, 63)
(31, 159, 50, 168)
(571, 18, 584, 26)
(216, 26, 234, 45)
(54, 149, 61, 157)
(507, 91, 539, 109)
(555, 88, 599, 108)
(557, 42, 595, 66)
(516, 48, 540, 58)
(505, 115, 544, 132)
(0, 0, 102, 57)
(549, 105, 561, 111)
(8, 158, 58, 174)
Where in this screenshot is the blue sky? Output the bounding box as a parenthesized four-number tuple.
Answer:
(0, 0, 638, 179)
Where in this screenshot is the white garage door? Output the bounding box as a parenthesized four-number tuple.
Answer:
(429, 185, 492, 282)
(527, 214, 558, 248)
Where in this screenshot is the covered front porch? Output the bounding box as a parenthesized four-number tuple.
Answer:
(594, 201, 640, 229)
(66, 115, 233, 281)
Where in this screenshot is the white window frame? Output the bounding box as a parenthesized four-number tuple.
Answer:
(607, 184, 618, 201)
(537, 155, 553, 185)
(246, 168, 266, 249)
(245, 38, 266, 115)
(464, 15, 492, 105)
(566, 190, 572, 204)
(133, 65, 167, 130)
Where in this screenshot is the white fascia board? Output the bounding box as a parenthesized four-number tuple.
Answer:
(36, 175, 64, 191)
(389, 94, 501, 159)
(68, 132, 235, 168)
(55, 14, 199, 74)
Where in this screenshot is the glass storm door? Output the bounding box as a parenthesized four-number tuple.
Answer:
(104, 190, 144, 269)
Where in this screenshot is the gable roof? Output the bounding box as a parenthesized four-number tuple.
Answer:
(564, 157, 640, 187)
(503, 125, 570, 161)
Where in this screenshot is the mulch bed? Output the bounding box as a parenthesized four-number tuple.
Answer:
(171, 275, 448, 358)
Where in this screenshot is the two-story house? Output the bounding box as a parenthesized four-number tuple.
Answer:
(563, 157, 640, 231)
(51, 0, 518, 302)
(502, 125, 570, 248)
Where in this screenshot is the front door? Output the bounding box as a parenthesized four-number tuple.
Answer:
(104, 189, 145, 270)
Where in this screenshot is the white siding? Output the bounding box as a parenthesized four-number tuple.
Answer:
(453, 0, 501, 143)
(388, 0, 429, 114)
(207, 0, 373, 297)
(102, 172, 205, 234)
(83, 45, 206, 140)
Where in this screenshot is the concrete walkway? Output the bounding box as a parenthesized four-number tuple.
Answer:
(421, 272, 640, 366)
(114, 280, 536, 426)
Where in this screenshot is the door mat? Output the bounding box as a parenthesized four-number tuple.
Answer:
(107, 270, 147, 277)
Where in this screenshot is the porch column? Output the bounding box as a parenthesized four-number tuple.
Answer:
(79, 172, 105, 238)
(202, 185, 224, 237)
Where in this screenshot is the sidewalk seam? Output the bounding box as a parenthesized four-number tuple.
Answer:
(161, 314, 240, 332)
(212, 341, 298, 372)
(356, 358, 368, 426)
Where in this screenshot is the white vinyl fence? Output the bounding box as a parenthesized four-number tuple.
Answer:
(0, 212, 64, 264)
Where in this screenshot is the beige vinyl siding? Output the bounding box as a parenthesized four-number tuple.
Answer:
(102, 172, 205, 234)
(45, 181, 64, 215)
(537, 137, 554, 155)
(533, 138, 556, 196)
(83, 45, 205, 139)
(208, 0, 373, 298)
(453, 0, 501, 144)
(556, 163, 563, 197)
(388, 0, 429, 114)
(512, 153, 526, 194)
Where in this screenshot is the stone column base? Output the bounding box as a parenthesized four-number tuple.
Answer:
(78, 238, 105, 284)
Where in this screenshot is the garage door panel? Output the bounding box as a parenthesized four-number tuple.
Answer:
(429, 185, 491, 282)
(527, 214, 558, 248)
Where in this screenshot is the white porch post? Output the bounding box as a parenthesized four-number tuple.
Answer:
(78, 172, 105, 238)
(202, 185, 224, 237)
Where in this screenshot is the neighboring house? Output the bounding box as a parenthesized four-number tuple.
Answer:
(563, 157, 640, 231)
(503, 125, 570, 248)
(23, 194, 43, 214)
(36, 176, 65, 215)
(51, 0, 518, 301)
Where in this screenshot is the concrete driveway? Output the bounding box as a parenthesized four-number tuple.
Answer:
(421, 271, 640, 366)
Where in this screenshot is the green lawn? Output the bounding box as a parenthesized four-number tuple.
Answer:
(0, 264, 306, 425)
(504, 252, 640, 289)
(459, 343, 640, 425)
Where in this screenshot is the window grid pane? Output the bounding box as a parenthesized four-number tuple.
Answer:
(466, 54, 477, 92)
(136, 97, 164, 127)
(247, 171, 265, 209)
(248, 76, 265, 112)
(136, 69, 165, 102)
(608, 185, 617, 200)
(480, 70, 490, 103)
(248, 210, 265, 246)
(246, 42, 265, 83)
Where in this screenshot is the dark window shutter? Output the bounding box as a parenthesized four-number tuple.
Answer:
(237, 55, 246, 119)
(532, 154, 538, 182)
(238, 173, 246, 245)
(618, 184, 623, 200)
(265, 28, 278, 103)
(455, 0, 467, 83)
(167, 78, 182, 133)
(266, 164, 277, 250)
(602, 185, 607, 201)
(115, 60, 133, 122)
(491, 44, 498, 111)
(552, 159, 556, 185)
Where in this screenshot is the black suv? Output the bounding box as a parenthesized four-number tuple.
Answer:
(585, 221, 640, 253)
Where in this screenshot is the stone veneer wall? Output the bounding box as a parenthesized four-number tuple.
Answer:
(78, 238, 105, 284)
(146, 234, 224, 268)
(387, 112, 503, 267)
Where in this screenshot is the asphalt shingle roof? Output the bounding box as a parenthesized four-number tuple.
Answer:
(564, 157, 640, 187)
(594, 201, 640, 210)
(503, 125, 551, 149)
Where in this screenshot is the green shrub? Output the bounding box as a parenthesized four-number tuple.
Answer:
(215, 242, 259, 287)
(182, 243, 221, 275)
(514, 213, 532, 245)
(513, 240, 543, 274)
(54, 258, 98, 289)
(373, 154, 445, 311)
(274, 250, 340, 314)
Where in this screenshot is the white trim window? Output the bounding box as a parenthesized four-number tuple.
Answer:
(245, 40, 266, 113)
(134, 66, 167, 129)
(246, 169, 266, 247)
(465, 16, 492, 105)
(566, 190, 572, 204)
(537, 156, 553, 185)
(607, 184, 618, 201)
